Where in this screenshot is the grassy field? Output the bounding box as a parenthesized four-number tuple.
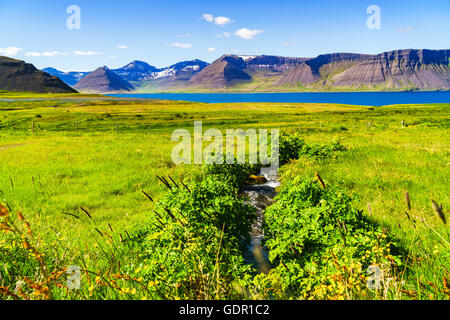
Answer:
(0, 94, 448, 300)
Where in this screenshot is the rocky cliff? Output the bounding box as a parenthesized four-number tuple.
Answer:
(275, 49, 450, 89)
(0, 56, 78, 93)
(186, 49, 450, 91)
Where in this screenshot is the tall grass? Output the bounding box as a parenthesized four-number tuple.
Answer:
(0, 96, 448, 299)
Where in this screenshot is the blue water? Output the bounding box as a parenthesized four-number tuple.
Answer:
(107, 91, 450, 106)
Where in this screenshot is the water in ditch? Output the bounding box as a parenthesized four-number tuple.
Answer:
(242, 166, 280, 274)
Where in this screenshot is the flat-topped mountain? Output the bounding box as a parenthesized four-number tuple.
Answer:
(0, 56, 77, 93)
(275, 49, 450, 89)
(73, 66, 134, 93)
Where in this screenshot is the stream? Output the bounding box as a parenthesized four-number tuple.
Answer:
(242, 166, 280, 274)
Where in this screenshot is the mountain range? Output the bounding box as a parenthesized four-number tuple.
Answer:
(42, 49, 450, 93)
(1, 49, 448, 94)
(185, 49, 450, 92)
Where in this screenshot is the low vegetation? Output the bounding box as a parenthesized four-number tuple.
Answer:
(0, 95, 448, 299)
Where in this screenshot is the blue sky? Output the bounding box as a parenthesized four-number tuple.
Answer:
(0, 0, 449, 71)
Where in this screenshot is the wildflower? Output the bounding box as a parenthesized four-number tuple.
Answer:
(0, 204, 9, 217)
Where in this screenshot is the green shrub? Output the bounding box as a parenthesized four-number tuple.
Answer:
(132, 174, 256, 299)
(278, 133, 306, 165)
(278, 133, 347, 165)
(259, 178, 401, 299)
(203, 161, 258, 190)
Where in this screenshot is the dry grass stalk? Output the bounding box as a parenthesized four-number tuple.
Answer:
(80, 207, 92, 219)
(405, 192, 411, 211)
(315, 172, 326, 189)
(368, 203, 372, 216)
(142, 190, 154, 202)
(431, 200, 446, 224)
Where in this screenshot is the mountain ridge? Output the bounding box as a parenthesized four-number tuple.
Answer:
(0, 56, 77, 93)
(42, 49, 450, 93)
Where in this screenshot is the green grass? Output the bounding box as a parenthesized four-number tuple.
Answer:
(0, 91, 103, 99)
(0, 94, 448, 299)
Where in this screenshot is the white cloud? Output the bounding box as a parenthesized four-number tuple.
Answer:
(202, 13, 233, 26)
(73, 51, 103, 56)
(43, 51, 65, 57)
(218, 32, 231, 38)
(26, 52, 41, 57)
(0, 47, 23, 56)
(234, 28, 263, 40)
(214, 16, 232, 26)
(207, 47, 216, 52)
(202, 14, 214, 22)
(26, 51, 67, 57)
(171, 42, 192, 49)
(116, 45, 127, 49)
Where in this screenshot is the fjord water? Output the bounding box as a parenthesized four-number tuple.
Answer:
(108, 91, 450, 106)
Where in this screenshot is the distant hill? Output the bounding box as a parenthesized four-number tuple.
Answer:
(185, 49, 450, 91)
(42, 59, 209, 92)
(136, 59, 210, 92)
(186, 56, 252, 88)
(159, 59, 210, 79)
(111, 59, 209, 83)
(0, 56, 77, 93)
(73, 66, 134, 93)
(274, 50, 450, 90)
(41, 67, 89, 86)
(112, 60, 161, 82)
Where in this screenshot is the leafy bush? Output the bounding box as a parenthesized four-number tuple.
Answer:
(278, 133, 307, 165)
(300, 141, 347, 159)
(258, 177, 401, 299)
(131, 171, 257, 299)
(203, 161, 258, 190)
(278, 133, 347, 165)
